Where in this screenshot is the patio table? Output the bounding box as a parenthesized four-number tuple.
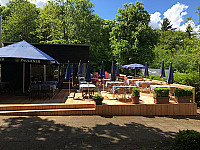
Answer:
(126, 79, 142, 85)
(31, 84, 57, 92)
(135, 81, 152, 87)
(149, 85, 174, 92)
(105, 81, 124, 87)
(112, 85, 136, 100)
(79, 84, 96, 99)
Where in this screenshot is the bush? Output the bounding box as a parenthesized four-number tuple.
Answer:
(132, 88, 140, 97)
(171, 130, 200, 150)
(148, 74, 166, 81)
(174, 88, 193, 97)
(153, 88, 170, 97)
(93, 92, 104, 100)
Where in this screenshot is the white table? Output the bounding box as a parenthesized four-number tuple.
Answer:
(79, 84, 96, 91)
(112, 85, 136, 99)
(149, 85, 173, 92)
(135, 81, 152, 87)
(126, 79, 142, 85)
(105, 81, 124, 87)
(79, 84, 96, 99)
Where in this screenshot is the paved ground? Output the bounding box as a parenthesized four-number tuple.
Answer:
(0, 113, 199, 150)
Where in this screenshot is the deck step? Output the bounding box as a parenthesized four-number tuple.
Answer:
(0, 108, 96, 116)
(0, 103, 95, 111)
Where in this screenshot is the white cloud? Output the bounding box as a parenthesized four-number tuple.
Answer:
(149, 12, 162, 29)
(0, 0, 47, 8)
(150, 2, 192, 31)
(30, 0, 47, 8)
(163, 2, 188, 30)
(0, 0, 9, 6)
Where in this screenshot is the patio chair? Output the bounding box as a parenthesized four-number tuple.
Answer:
(115, 88, 125, 101)
(41, 85, 52, 99)
(29, 85, 40, 100)
(141, 82, 148, 93)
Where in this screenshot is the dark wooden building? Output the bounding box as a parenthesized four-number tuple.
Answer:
(0, 42, 90, 91)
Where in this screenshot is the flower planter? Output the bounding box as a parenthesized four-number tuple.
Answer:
(175, 96, 192, 103)
(94, 98, 103, 105)
(153, 97, 169, 104)
(131, 96, 140, 104)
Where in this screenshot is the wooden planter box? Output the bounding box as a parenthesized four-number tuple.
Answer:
(131, 96, 140, 104)
(94, 99, 103, 105)
(175, 96, 192, 103)
(153, 97, 169, 104)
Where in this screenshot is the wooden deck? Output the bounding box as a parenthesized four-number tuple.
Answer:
(0, 89, 197, 116)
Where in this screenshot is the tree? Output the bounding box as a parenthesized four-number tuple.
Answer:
(185, 17, 193, 39)
(2, 0, 39, 43)
(161, 18, 176, 31)
(110, 1, 159, 67)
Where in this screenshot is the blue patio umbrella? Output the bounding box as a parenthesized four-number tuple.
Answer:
(0, 40, 59, 93)
(159, 61, 165, 77)
(115, 64, 120, 77)
(65, 60, 71, 81)
(166, 62, 174, 84)
(85, 61, 91, 82)
(99, 61, 105, 78)
(110, 61, 116, 81)
(65, 60, 73, 97)
(122, 63, 145, 77)
(85, 61, 92, 99)
(144, 62, 149, 77)
(160, 61, 165, 84)
(77, 60, 83, 76)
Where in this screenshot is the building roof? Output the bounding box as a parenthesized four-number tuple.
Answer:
(2, 42, 90, 63)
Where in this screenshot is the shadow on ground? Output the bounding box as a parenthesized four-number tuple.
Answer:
(0, 116, 175, 150)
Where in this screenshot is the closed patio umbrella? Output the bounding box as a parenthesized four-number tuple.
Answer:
(65, 60, 73, 98)
(159, 61, 165, 84)
(77, 60, 83, 85)
(110, 61, 116, 81)
(165, 62, 174, 84)
(115, 64, 120, 77)
(99, 61, 105, 78)
(99, 61, 106, 91)
(144, 62, 149, 77)
(85, 61, 91, 99)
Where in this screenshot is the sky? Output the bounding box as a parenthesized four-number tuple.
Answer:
(90, 0, 200, 32)
(0, 0, 199, 32)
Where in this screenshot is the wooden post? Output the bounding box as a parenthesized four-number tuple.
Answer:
(192, 87, 195, 103)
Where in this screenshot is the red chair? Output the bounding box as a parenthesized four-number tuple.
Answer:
(105, 72, 110, 79)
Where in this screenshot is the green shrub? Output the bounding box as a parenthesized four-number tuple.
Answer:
(93, 92, 104, 100)
(171, 130, 200, 150)
(174, 88, 193, 97)
(153, 88, 170, 97)
(148, 74, 166, 81)
(132, 88, 140, 97)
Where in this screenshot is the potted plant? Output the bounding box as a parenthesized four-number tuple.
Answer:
(174, 88, 193, 103)
(131, 88, 140, 104)
(93, 92, 104, 105)
(153, 88, 170, 104)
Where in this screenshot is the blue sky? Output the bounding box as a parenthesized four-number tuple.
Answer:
(90, 0, 200, 31)
(0, 0, 199, 31)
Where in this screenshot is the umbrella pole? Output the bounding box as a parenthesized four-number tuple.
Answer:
(88, 82, 89, 99)
(103, 78, 104, 91)
(23, 63, 25, 93)
(68, 80, 73, 98)
(135, 69, 136, 78)
(69, 80, 70, 96)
